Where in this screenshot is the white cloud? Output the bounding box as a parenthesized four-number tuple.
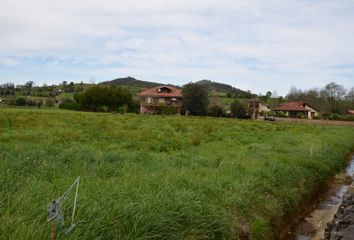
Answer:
(0, 0, 354, 95)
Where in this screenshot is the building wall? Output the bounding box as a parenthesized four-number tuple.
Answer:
(140, 96, 183, 114)
(304, 105, 319, 118)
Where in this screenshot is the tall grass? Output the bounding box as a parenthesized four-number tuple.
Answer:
(0, 109, 354, 239)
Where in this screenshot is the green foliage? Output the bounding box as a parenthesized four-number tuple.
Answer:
(195, 80, 257, 98)
(275, 111, 286, 118)
(335, 115, 354, 122)
(1, 109, 354, 240)
(15, 97, 26, 106)
(329, 114, 339, 120)
(59, 102, 81, 111)
(285, 82, 353, 114)
(182, 83, 209, 116)
(45, 98, 55, 107)
(296, 112, 306, 119)
(157, 104, 178, 115)
(230, 100, 248, 118)
(74, 86, 133, 112)
(209, 105, 225, 117)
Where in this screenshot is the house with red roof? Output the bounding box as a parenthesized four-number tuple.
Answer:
(274, 101, 319, 119)
(347, 110, 354, 115)
(138, 85, 183, 114)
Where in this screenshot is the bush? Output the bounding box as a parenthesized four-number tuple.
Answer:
(209, 105, 225, 117)
(45, 98, 55, 107)
(59, 102, 81, 111)
(275, 112, 286, 118)
(230, 100, 248, 119)
(35, 99, 43, 108)
(26, 98, 36, 106)
(329, 114, 339, 120)
(296, 113, 306, 119)
(332, 115, 354, 122)
(157, 104, 178, 115)
(15, 97, 26, 106)
(127, 100, 140, 113)
(75, 86, 133, 112)
(5, 97, 16, 106)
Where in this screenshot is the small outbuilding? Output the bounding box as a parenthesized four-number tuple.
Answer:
(274, 101, 319, 119)
(247, 99, 270, 119)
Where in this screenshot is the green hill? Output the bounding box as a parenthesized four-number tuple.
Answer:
(195, 79, 257, 98)
(100, 76, 162, 88)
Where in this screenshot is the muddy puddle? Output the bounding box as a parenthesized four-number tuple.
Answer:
(288, 155, 354, 240)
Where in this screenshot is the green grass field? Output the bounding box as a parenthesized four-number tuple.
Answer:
(1, 109, 354, 239)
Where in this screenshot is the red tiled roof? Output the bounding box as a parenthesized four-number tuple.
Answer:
(275, 101, 310, 111)
(138, 85, 182, 97)
(348, 110, 354, 115)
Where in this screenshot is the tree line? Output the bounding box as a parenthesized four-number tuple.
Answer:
(1, 80, 353, 118)
(285, 82, 354, 114)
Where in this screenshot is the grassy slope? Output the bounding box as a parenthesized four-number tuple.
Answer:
(1, 109, 354, 239)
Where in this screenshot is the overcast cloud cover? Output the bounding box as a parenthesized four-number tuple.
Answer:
(1, 0, 354, 95)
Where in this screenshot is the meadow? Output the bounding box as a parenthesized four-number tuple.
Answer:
(1, 109, 354, 239)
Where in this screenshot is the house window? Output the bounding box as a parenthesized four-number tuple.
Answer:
(159, 98, 165, 103)
(172, 98, 177, 101)
(147, 97, 152, 104)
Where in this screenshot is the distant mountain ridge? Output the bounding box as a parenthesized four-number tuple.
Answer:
(101, 76, 256, 98)
(101, 77, 162, 88)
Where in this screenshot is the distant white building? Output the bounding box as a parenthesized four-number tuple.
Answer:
(247, 99, 270, 119)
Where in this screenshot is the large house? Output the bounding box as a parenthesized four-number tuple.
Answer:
(138, 85, 183, 114)
(274, 101, 319, 119)
(247, 99, 270, 118)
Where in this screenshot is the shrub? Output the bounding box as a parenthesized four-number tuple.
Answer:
(275, 112, 286, 118)
(15, 97, 26, 106)
(6, 97, 16, 106)
(59, 102, 81, 111)
(127, 100, 140, 113)
(45, 98, 55, 107)
(36, 99, 43, 108)
(75, 86, 133, 112)
(329, 114, 339, 120)
(330, 115, 354, 122)
(26, 98, 36, 106)
(296, 113, 306, 119)
(208, 105, 225, 117)
(157, 104, 178, 115)
(230, 100, 248, 119)
(321, 113, 331, 120)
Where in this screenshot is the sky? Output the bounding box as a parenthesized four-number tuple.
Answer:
(1, 0, 354, 96)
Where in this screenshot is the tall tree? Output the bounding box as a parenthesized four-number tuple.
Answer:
(74, 85, 133, 112)
(230, 100, 247, 118)
(322, 82, 346, 113)
(182, 83, 209, 116)
(24, 81, 34, 89)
